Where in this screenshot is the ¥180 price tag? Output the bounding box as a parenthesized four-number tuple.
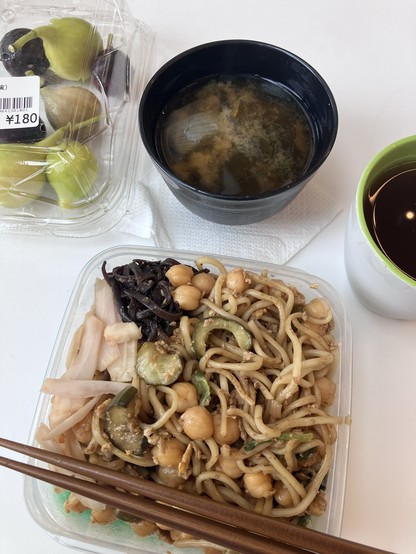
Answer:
(0, 75, 40, 129)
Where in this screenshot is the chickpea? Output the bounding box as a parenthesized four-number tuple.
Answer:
(172, 284, 202, 311)
(64, 493, 88, 513)
(316, 376, 336, 406)
(151, 437, 186, 467)
(131, 519, 158, 537)
(215, 447, 243, 479)
(180, 405, 214, 440)
(166, 381, 198, 413)
(226, 268, 250, 294)
(166, 264, 194, 286)
(91, 506, 116, 524)
(156, 465, 186, 488)
(212, 413, 240, 445)
(191, 272, 216, 294)
(274, 480, 293, 507)
(243, 471, 274, 499)
(304, 298, 331, 320)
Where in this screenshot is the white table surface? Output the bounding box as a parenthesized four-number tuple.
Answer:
(1, 1, 415, 553)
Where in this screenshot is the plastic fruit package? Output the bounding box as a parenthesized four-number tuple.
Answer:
(0, 0, 153, 236)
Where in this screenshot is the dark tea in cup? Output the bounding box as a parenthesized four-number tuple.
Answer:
(364, 163, 416, 280)
(345, 135, 416, 320)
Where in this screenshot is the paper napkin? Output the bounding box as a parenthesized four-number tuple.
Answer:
(116, 160, 341, 265)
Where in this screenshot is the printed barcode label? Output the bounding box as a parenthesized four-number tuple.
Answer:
(0, 96, 33, 110)
(0, 76, 40, 130)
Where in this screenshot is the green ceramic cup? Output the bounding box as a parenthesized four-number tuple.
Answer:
(344, 135, 416, 319)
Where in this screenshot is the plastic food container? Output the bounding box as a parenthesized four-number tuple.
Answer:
(0, 0, 153, 237)
(25, 245, 352, 554)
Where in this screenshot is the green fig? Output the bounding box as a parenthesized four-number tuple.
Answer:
(45, 140, 99, 209)
(9, 17, 103, 81)
(0, 125, 65, 208)
(41, 85, 102, 142)
(0, 145, 47, 208)
(0, 115, 101, 208)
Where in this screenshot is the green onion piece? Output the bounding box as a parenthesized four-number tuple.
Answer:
(191, 370, 211, 406)
(243, 438, 272, 451)
(279, 432, 314, 442)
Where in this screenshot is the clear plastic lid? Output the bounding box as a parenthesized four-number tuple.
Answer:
(25, 245, 352, 554)
(0, 0, 153, 236)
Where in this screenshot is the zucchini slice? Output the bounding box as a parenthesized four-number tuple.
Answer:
(135, 341, 183, 385)
(192, 317, 252, 358)
(104, 385, 148, 455)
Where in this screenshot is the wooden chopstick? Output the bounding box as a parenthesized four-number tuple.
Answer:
(0, 437, 392, 554)
(1, 454, 293, 554)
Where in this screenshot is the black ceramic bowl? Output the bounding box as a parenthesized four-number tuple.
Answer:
(138, 40, 338, 225)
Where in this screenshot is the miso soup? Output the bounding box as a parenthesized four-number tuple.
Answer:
(157, 75, 314, 197)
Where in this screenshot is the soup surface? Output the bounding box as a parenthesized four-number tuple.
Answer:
(365, 164, 416, 280)
(157, 75, 314, 196)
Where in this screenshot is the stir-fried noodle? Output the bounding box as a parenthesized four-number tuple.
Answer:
(38, 255, 343, 549)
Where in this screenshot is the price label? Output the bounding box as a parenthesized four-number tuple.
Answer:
(0, 75, 40, 129)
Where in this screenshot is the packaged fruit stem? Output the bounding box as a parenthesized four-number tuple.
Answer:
(37, 114, 103, 148)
